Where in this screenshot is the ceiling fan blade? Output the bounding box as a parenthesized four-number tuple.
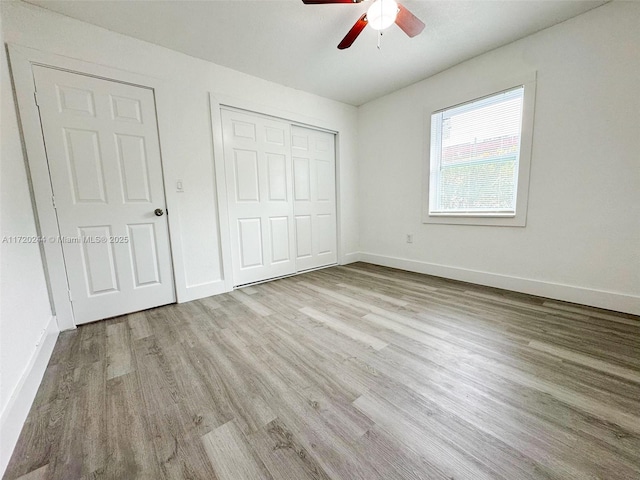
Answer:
(302, 0, 363, 4)
(395, 4, 425, 37)
(338, 13, 368, 49)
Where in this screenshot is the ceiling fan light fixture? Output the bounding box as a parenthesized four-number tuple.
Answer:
(366, 0, 399, 30)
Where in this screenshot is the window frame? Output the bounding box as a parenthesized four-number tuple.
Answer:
(422, 72, 537, 227)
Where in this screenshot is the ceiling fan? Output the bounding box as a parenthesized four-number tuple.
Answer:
(302, 0, 425, 49)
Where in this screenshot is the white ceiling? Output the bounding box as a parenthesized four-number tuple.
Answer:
(25, 0, 608, 106)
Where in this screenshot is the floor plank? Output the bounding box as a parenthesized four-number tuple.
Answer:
(201, 420, 272, 480)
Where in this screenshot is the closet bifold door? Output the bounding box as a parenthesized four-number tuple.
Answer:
(221, 108, 296, 286)
(291, 126, 338, 271)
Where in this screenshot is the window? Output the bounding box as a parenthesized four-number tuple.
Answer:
(423, 74, 536, 226)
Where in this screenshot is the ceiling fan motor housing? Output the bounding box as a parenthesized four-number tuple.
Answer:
(367, 0, 399, 31)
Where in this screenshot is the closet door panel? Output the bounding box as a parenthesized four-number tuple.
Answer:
(222, 109, 295, 285)
(291, 126, 338, 271)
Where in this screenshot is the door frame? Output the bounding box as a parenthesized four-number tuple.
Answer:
(8, 44, 179, 330)
(208, 95, 342, 290)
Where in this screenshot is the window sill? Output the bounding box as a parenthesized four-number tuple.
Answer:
(428, 212, 516, 218)
(423, 212, 526, 227)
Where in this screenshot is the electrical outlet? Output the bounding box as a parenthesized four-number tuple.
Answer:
(406, 234, 413, 244)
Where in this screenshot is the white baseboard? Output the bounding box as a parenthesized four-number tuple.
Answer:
(359, 252, 640, 316)
(0, 315, 59, 477)
(341, 252, 361, 265)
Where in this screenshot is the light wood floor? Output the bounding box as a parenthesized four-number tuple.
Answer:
(5, 263, 640, 480)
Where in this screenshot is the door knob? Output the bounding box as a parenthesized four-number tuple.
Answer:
(154, 208, 164, 217)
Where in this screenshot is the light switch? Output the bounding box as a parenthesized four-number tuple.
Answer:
(176, 180, 184, 192)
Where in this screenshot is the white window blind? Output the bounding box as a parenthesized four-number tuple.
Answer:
(429, 86, 525, 215)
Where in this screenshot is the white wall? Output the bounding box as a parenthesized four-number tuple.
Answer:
(0, 18, 53, 414)
(358, 1, 640, 314)
(0, 0, 360, 304)
(0, 3, 59, 474)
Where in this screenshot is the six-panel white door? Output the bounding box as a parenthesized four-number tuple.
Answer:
(291, 126, 338, 271)
(221, 108, 296, 286)
(33, 66, 175, 325)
